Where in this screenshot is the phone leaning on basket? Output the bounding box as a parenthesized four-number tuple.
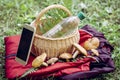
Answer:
(15, 24, 36, 65)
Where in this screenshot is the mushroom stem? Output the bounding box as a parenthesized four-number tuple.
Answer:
(46, 58, 58, 65)
(42, 62, 48, 67)
(86, 56, 99, 63)
(91, 49, 99, 56)
(66, 59, 70, 62)
(72, 50, 79, 58)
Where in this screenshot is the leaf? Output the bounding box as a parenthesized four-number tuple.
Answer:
(20, 4, 28, 12)
(62, 0, 72, 11)
(19, 67, 38, 79)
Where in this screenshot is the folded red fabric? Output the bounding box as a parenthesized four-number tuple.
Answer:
(4, 29, 94, 79)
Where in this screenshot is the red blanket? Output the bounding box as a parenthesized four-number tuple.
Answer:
(4, 29, 94, 79)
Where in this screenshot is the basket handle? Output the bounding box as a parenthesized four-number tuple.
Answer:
(33, 4, 72, 28)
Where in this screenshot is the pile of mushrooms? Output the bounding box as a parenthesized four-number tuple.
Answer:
(83, 37, 100, 56)
(32, 37, 100, 68)
(32, 53, 59, 68)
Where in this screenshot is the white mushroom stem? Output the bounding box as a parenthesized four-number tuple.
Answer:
(72, 50, 79, 58)
(91, 49, 99, 56)
(42, 62, 48, 67)
(79, 56, 99, 63)
(66, 59, 70, 62)
(46, 58, 58, 65)
(86, 56, 99, 63)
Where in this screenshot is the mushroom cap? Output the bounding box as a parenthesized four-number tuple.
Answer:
(91, 49, 99, 56)
(32, 53, 47, 68)
(59, 53, 72, 59)
(73, 43, 87, 56)
(83, 37, 100, 50)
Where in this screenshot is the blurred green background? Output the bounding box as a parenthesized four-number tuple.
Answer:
(0, 0, 120, 80)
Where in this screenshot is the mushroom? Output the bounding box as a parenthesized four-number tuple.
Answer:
(83, 37, 100, 50)
(59, 53, 72, 62)
(42, 62, 48, 67)
(91, 49, 99, 56)
(32, 53, 48, 68)
(85, 56, 99, 63)
(72, 43, 87, 58)
(46, 57, 58, 65)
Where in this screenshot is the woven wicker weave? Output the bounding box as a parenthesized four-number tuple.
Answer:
(31, 5, 80, 59)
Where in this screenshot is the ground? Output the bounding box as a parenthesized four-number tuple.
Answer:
(0, 0, 120, 80)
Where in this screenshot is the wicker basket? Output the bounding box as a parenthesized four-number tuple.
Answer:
(31, 5, 80, 59)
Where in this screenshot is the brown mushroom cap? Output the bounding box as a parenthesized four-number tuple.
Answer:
(83, 37, 100, 50)
(73, 43, 87, 56)
(59, 53, 72, 59)
(32, 53, 47, 68)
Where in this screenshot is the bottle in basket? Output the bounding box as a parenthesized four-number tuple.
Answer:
(43, 12, 85, 38)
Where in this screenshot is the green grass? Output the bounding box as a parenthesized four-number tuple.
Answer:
(0, 0, 120, 80)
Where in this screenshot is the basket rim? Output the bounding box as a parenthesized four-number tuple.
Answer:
(34, 27, 79, 41)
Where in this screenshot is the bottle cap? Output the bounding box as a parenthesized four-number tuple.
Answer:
(78, 12, 85, 20)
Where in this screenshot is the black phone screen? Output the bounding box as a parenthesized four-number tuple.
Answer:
(16, 27, 33, 61)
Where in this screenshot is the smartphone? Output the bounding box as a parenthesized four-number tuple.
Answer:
(15, 24, 36, 65)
